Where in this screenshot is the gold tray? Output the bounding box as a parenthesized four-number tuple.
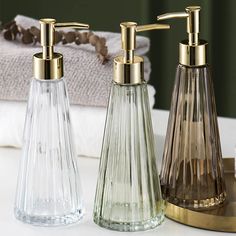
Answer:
(165, 158, 236, 232)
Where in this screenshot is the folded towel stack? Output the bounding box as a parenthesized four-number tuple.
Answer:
(0, 15, 156, 157)
(0, 15, 151, 107)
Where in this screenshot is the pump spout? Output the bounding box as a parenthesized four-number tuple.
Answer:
(120, 22, 170, 64)
(114, 21, 170, 85)
(156, 6, 207, 66)
(34, 18, 89, 80)
(157, 6, 201, 46)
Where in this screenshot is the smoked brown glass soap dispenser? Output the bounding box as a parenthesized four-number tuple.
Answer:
(14, 19, 89, 226)
(157, 6, 226, 210)
(93, 22, 170, 231)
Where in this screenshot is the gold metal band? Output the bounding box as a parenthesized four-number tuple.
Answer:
(33, 53, 63, 80)
(179, 40, 208, 66)
(113, 56, 144, 85)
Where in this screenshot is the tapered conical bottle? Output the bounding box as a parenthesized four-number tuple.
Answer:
(93, 82, 164, 231)
(14, 18, 89, 226)
(158, 6, 226, 210)
(93, 22, 170, 232)
(14, 78, 84, 226)
(161, 64, 226, 209)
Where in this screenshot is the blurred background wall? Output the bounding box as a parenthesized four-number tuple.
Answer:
(0, 0, 235, 118)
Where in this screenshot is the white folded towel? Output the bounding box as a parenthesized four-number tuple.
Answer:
(0, 85, 156, 157)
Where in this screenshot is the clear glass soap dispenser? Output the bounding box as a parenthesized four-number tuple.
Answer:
(14, 19, 89, 226)
(157, 6, 226, 210)
(93, 22, 170, 231)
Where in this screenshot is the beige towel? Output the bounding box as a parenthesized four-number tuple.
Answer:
(0, 15, 151, 107)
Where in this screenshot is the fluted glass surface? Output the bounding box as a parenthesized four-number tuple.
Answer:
(14, 78, 84, 226)
(93, 82, 164, 232)
(161, 64, 226, 210)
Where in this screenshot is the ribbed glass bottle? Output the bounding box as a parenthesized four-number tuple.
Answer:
(93, 81, 164, 232)
(14, 78, 84, 226)
(161, 64, 226, 210)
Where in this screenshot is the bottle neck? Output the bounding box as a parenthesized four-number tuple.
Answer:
(113, 55, 144, 85)
(179, 39, 208, 67)
(33, 52, 63, 80)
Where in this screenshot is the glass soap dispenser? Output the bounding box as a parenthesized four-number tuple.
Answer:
(157, 6, 226, 210)
(14, 19, 89, 226)
(93, 22, 170, 231)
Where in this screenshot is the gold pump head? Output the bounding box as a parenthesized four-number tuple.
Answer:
(114, 22, 170, 85)
(34, 18, 89, 80)
(157, 6, 207, 66)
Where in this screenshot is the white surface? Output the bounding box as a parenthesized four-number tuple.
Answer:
(0, 148, 233, 236)
(0, 109, 236, 235)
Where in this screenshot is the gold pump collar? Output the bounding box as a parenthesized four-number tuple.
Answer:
(114, 22, 170, 85)
(157, 6, 207, 67)
(34, 18, 89, 80)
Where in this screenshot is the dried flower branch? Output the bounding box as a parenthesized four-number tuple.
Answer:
(1, 20, 109, 64)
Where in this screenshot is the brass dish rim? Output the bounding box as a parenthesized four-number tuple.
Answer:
(165, 158, 236, 233)
(165, 202, 236, 233)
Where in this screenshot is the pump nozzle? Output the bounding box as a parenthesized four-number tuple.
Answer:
(114, 21, 169, 85)
(157, 6, 200, 46)
(120, 22, 169, 63)
(34, 18, 89, 80)
(39, 19, 89, 60)
(157, 6, 207, 66)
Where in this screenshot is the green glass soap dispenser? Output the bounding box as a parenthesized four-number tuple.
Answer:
(93, 22, 170, 232)
(157, 6, 226, 210)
